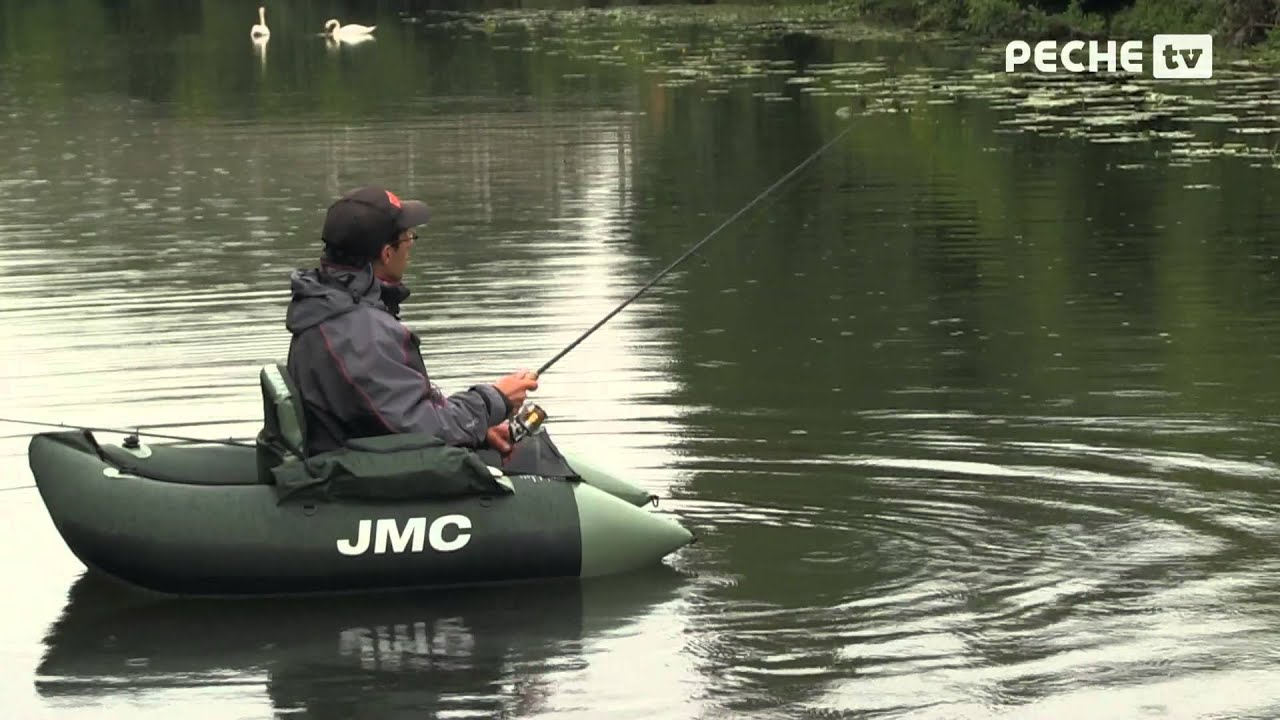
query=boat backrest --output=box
[260,363,306,459]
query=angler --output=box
[13,123,854,596]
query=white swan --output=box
[324,19,375,41]
[250,6,270,39]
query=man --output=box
[285,185,538,457]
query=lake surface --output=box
[2,1,1279,718]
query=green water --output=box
[2,1,1278,718]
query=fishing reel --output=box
[508,402,548,444]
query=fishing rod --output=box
[7,127,858,449]
[507,123,856,442]
[0,417,255,448]
[536,122,856,378]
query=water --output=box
[3,1,1280,718]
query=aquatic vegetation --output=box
[440,5,1278,170]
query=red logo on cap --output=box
[385,190,402,209]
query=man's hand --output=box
[493,369,539,411]
[486,422,514,457]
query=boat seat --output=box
[257,363,308,481]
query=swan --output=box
[250,6,269,39]
[324,19,375,41]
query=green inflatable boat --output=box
[27,365,693,597]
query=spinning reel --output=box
[508,402,548,444]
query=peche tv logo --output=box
[1005,35,1213,78]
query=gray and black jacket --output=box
[285,263,510,456]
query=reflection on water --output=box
[37,569,689,719]
[3,0,1280,718]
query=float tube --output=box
[26,366,692,597]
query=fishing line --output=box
[0,417,255,448]
[0,417,259,442]
[134,418,259,430]
[536,122,856,377]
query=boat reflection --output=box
[37,566,687,717]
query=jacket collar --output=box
[318,261,412,318]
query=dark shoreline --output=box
[832,0,1278,65]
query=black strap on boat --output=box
[0,417,255,448]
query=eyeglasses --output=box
[390,231,418,248]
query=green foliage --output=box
[843,0,1111,40]
[1216,0,1280,46]
[1109,0,1221,37]
[838,0,925,27]
[1059,0,1107,36]
[1107,0,1278,48]
[841,0,1275,47]
[963,0,1030,36]
[1268,24,1280,51]
[916,0,968,31]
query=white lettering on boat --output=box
[336,515,472,556]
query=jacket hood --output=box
[286,264,411,334]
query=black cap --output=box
[321,186,431,261]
